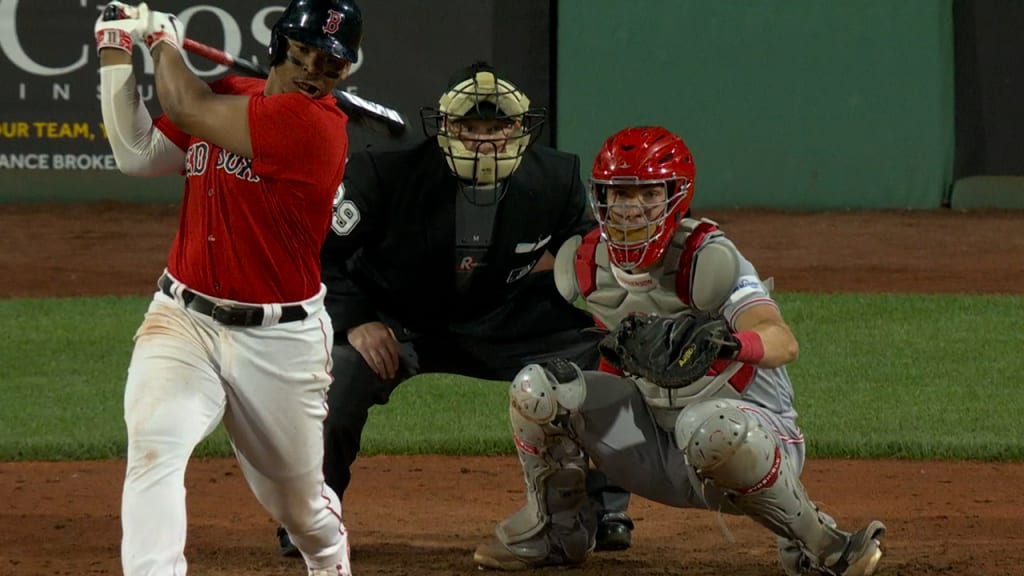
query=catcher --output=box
[473,126,887,575]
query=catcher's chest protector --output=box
[563,221,746,427]
[572,218,735,328]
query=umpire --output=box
[275,62,634,556]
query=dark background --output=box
[0,0,554,157]
[953,0,1024,179]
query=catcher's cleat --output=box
[779,538,812,576]
[595,518,632,551]
[780,521,886,576]
[473,541,532,571]
[473,539,582,571]
[824,520,886,576]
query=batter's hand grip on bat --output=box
[181,38,407,137]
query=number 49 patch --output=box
[331,182,361,236]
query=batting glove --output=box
[142,7,185,54]
[94,1,147,54]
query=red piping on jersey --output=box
[740,405,805,445]
[675,221,719,306]
[576,229,602,297]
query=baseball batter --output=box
[95,1,363,574]
[473,126,887,575]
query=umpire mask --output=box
[421,62,545,205]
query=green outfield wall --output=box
[557,0,955,210]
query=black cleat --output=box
[595,518,633,551]
[276,525,301,558]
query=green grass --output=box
[1,293,1021,461]
[782,294,1024,460]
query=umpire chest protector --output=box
[453,188,501,295]
[554,218,748,424]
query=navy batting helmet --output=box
[268,0,363,66]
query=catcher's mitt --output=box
[599,312,738,389]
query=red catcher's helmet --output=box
[589,126,695,271]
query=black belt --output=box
[158,274,307,327]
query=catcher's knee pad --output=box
[674,399,776,491]
[508,360,586,426]
[495,361,595,565]
[675,401,847,563]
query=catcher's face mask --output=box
[604,184,669,234]
[420,62,546,205]
[590,126,696,271]
[591,179,688,270]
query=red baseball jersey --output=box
[155,76,348,303]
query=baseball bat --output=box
[182,38,408,137]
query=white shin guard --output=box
[495,362,595,565]
[676,400,847,565]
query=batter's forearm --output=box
[152,44,212,130]
[100,64,186,176]
[99,48,132,67]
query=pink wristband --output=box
[733,331,765,364]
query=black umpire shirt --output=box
[321,138,596,344]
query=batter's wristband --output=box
[146,33,180,53]
[96,29,134,54]
[733,331,765,364]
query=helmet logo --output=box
[323,10,344,34]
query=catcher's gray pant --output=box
[577,371,805,512]
[321,328,631,520]
[492,364,879,574]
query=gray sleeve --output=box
[718,252,779,330]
